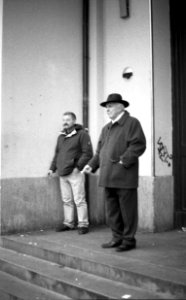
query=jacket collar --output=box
[108,110,129,128]
[60,129,77,138]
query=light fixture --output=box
[122,67,133,79]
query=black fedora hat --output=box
[100,93,129,108]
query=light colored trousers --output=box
[59,169,89,228]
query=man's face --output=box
[62,114,75,130]
[106,102,124,120]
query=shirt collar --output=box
[60,129,77,138]
[111,111,125,124]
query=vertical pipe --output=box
[83,0,89,128]
[149,0,155,178]
[82,0,90,210]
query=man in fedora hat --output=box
[82,93,146,251]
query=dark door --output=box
[170,0,186,227]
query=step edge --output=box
[0,248,163,299]
[0,270,71,300]
[2,236,186,288]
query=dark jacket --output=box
[88,111,146,188]
[50,124,93,176]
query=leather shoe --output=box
[55,224,74,232]
[78,227,89,234]
[116,244,136,252]
[101,240,122,248]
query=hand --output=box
[119,160,124,165]
[47,170,53,177]
[81,165,93,174]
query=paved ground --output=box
[14,225,186,272]
[1,225,186,299]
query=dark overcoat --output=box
[88,111,146,188]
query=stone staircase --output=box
[0,228,185,299]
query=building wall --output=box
[1,0,107,234]
[1,0,84,233]
[152,0,172,176]
[89,0,153,178]
[103,0,153,178]
[1,0,174,233]
[89,0,155,231]
[2,0,83,179]
[89,0,173,232]
[0,0,3,234]
[152,0,174,231]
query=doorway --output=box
[170,0,186,227]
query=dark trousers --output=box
[104,188,138,246]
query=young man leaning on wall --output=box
[48,112,93,234]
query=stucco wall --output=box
[89,0,174,232]
[0,0,2,126]
[1,0,106,234]
[89,0,154,232]
[1,0,174,233]
[90,0,153,177]
[152,0,172,176]
[0,0,3,235]
[1,0,83,233]
[151,0,173,231]
[1,0,83,179]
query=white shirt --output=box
[111,111,125,124]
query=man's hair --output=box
[63,111,76,121]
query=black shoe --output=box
[55,224,73,232]
[78,227,89,234]
[116,244,136,252]
[101,240,122,249]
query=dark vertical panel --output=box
[170,0,186,227]
[82,0,90,212]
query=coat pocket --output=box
[61,159,75,175]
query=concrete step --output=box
[0,247,163,299]
[1,234,186,299]
[0,270,71,300]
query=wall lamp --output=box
[122,67,133,79]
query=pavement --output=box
[0,225,186,299]
[2,225,186,272]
